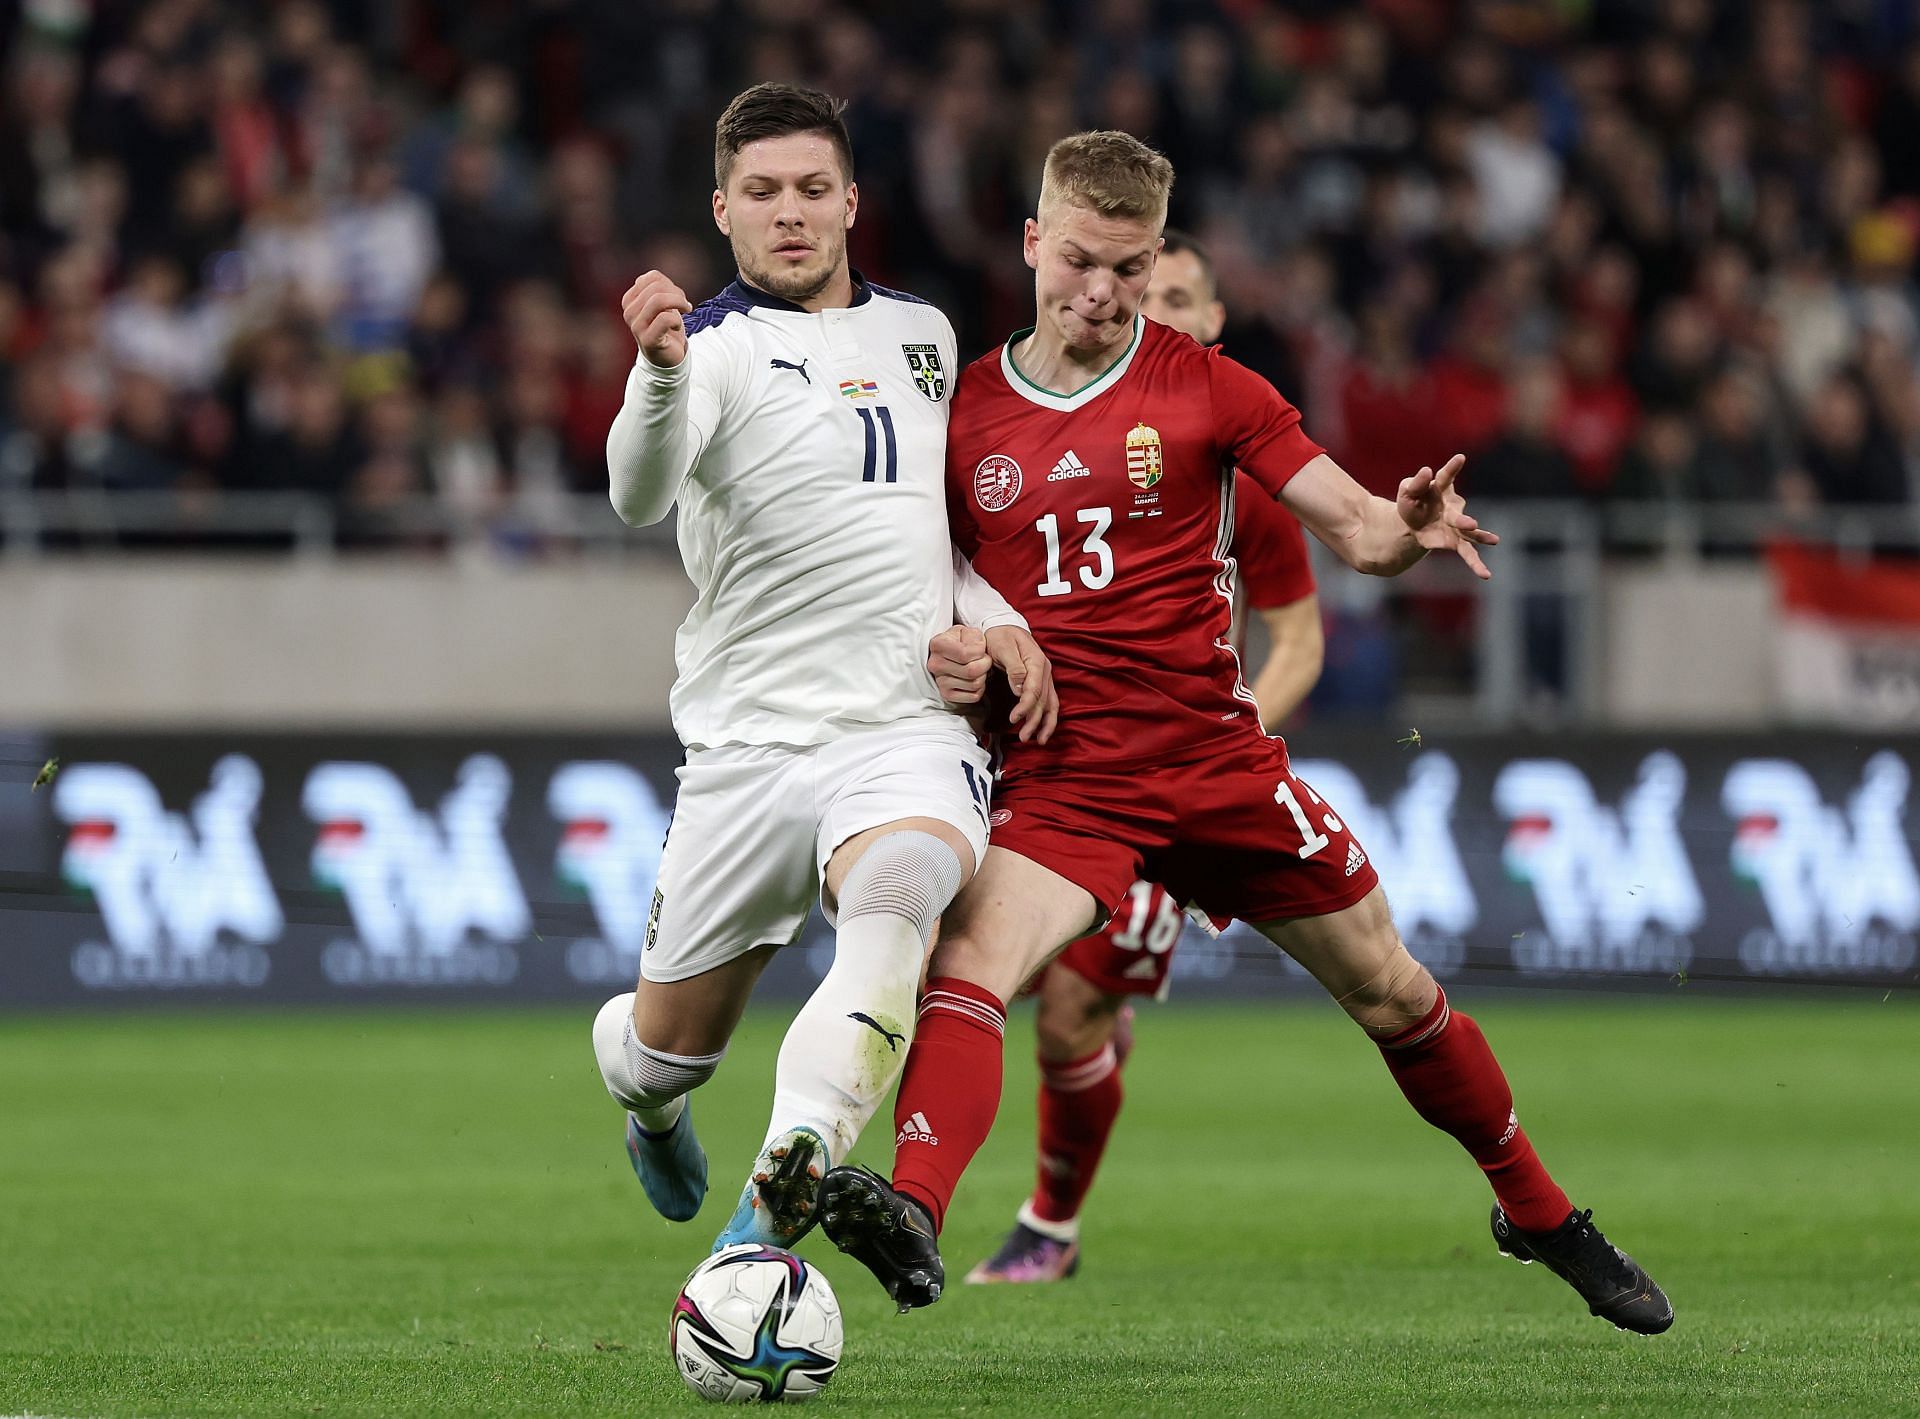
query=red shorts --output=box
[989,732,1381,926]
[1051,880,1187,999]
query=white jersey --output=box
[607,274,1023,752]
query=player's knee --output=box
[1033,1000,1083,1059]
[838,829,965,947]
[927,928,1024,1004]
[592,992,724,1112]
[1339,945,1438,1037]
[1034,970,1115,1060]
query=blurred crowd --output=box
[2,0,1918,552]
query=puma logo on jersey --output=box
[770,357,811,385]
[848,1011,906,1052]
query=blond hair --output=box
[1038,131,1174,227]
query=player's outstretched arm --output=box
[606,271,700,527]
[1279,453,1498,580]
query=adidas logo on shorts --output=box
[1345,841,1367,877]
[897,1110,939,1146]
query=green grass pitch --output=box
[2,995,1916,1416]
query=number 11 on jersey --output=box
[856,406,897,483]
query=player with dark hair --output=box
[818,132,1673,1338]
[967,230,1326,1285]
[590,82,1053,1258]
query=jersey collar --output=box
[998,314,1144,412]
[727,269,874,314]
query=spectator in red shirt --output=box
[1427,294,1511,457]
[1554,317,1638,495]
[1336,298,1443,497]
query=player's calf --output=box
[1261,894,1585,1241]
[593,992,720,1222]
[721,829,963,1255]
[761,828,964,1159]
[1013,976,1127,1267]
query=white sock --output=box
[763,909,923,1162]
[631,1094,686,1137]
[591,992,720,1134]
[1018,1198,1081,1243]
[760,830,962,1162]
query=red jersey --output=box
[1232,470,1315,609]
[948,317,1324,773]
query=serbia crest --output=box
[902,344,946,401]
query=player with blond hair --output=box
[819,132,1673,1337]
[967,228,1327,1286]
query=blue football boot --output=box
[711,1125,828,1252]
[624,1103,708,1222]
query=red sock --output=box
[1377,987,1574,1234]
[891,976,1007,1232]
[1031,1044,1124,1226]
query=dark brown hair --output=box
[1159,229,1216,295]
[713,83,854,189]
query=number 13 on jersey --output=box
[1036,507,1115,597]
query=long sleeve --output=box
[606,347,712,527]
[952,548,1028,632]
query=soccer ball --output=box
[669,1245,843,1403]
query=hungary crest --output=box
[902,344,946,402]
[1126,422,1163,489]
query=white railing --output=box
[0,490,678,556]
[4,492,1915,725]
[4,491,1913,559]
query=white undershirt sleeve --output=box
[952,548,1029,633]
[607,338,735,527]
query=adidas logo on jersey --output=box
[1345,840,1368,877]
[1048,449,1092,481]
[897,1111,939,1146]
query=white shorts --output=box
[641,717,992,983]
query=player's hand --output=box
[1397,453,1499,581]
[986,625,1058,744]
[928,625,992,705]
[622,271,693,368]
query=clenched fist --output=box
[622,271,694,368]
[927,623,1059,744]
